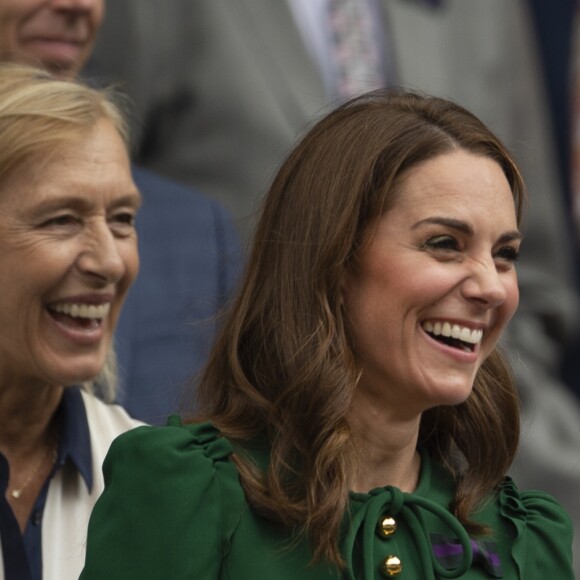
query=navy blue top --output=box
[0,387,92,580]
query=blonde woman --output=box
[0,63,143,580]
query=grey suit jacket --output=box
[90,0,580,567]
[90,0,330,240]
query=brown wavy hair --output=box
[193,89,524,566]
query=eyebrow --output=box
[413,216,522,243]
[29,192,142,215]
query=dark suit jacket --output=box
[115,167,241,424]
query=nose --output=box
[460,259,508,308]
[76,223,125,285]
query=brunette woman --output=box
[81,90,573,579]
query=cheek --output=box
[122,242,140,286]
[37,245,77,275]
[344,284,404,360]
[0,16,16,52]
[91,2,105,29]
[503,274,520,323]
[482,275,519,359]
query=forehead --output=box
[0,120,136,206]
[392,150,516,221]
[16,118,125,170]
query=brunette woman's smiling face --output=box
[342,150,521,417]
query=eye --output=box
[112,211,135,226]
[41,214,78,227]
[423,235,460,252]
[109,211,137,237]
[494,245,520,268]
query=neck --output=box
[0,379,64,532]
[348,392,422,493]
[0,381,63,455]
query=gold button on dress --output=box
[377,516,397,537]
[380,555,402,577]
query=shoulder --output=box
[496,476,572,536]
[103,418,239,498]
[489,477,574,577]
[427,458,574,578]
[81,390,143,439]
[100,419,245,540]
[82,420,245,578]
[106,417,233,464]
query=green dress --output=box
[80,419,574,579]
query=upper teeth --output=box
[51,303,110,319]
[422,321,483,345]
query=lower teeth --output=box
[429,333,472,352]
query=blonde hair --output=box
[0,63,132,401]
[0,63,129,177]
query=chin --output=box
[40,57,79,80]
[423,376,476,408]
[49,358,107,388]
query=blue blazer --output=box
[114,167,241,424]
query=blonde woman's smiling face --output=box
[0,119,140,390]
[343,150,521,417]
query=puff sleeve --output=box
[80,419,243,580]
[499,478,574,578]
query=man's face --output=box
[0,0,104,78]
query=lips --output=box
[20,36,87,69]
[421,320,483,353]
[27,33,85,43]
[47,302,110,331]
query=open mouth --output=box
[47,302,110,331]
[22,37,85,69]
[421,321,482,353]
